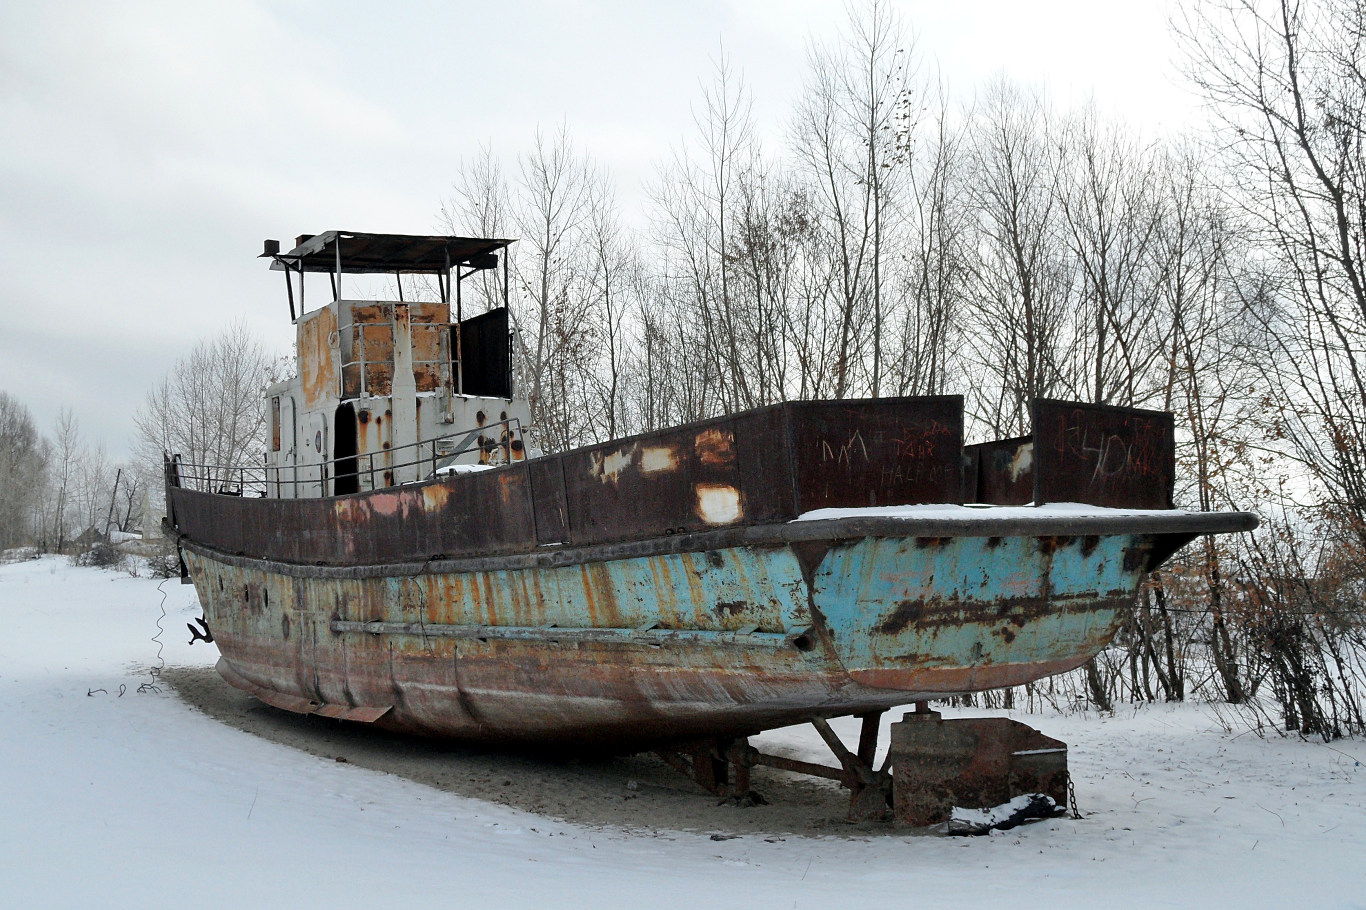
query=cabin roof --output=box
[266,231,513,274]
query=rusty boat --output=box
[165,231,1256,824]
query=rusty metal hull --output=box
[167,394,1256,748]
[177,512,1247,748]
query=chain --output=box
[1067,774,1083,819]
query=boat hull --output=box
[167,395,1256,748]
[181,522,1167,747]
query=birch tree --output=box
[0,392,47,549]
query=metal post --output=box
[103,468,122,538]
[334,235,342,301]
[284,268,296,322]
[455,265,463,395]
[857,711,883,768]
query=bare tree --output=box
[651,45,756,416]
[1057,107,1166,407]
[134,321,277,491]
[508,125,598,451]
[963,79,1072,435]
[1179,0,1366,545]
[73,440,113,540]
[892,87,968,397]
[440,142,510,316]
[583,170,636,440]
[791,0,920,398]
[0,391,48,549]
[728,165,807,405]
[112,464,143,534]
[45,409,83,553]
[1152,143,1254,703]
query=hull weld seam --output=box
[330,619,812,649]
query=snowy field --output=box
[2,556,1363,909]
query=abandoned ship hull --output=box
[168,390,1257,748]
[176,510,1239,746]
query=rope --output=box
[137,578,168,694]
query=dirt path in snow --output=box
[164,666,897,837]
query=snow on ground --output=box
[1,556,1363,909]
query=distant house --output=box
[71,526,106,550]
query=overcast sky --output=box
[0,0,1200,459]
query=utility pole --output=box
[103,468,122,538]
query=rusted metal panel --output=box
[341,364,361,400]
[331,619,807,648]
[548,397,963,549]
[732,404,796,523]
[172,466,537,566]
[1032,399,1175,509]
[788,397,963,511]
[352,304,391,325]
[458,307,513,399]
[360,323,395,396]
[410,302,449,324]
[296,306,338,410]
[889,712,1067,826]
[411,326,444,391]
[182,397,978,564]
[409,303,449,394]
[168,480,1252,574]
[354,405,391,491]
[808,530,1143,690]
[527,456,569,544]
[270,397,281,452]
[360,322,395,361]
[966,436,1033,505]
[559,418,747,545]
[435,467,538,558]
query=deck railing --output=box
[169,417,523,499]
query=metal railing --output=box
[170,417,524,499]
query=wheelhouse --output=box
[253,231,529,499]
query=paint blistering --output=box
[639,446,676,473]
[593,444,637,482]
[1009,442,1034,483]
[694,428,734,466]
[695,484,742,524]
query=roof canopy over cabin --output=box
[265,232,512,274]
[261,231,513,322]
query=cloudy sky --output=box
[0,0,1198,458]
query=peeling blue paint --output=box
[814,534,1144,676]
